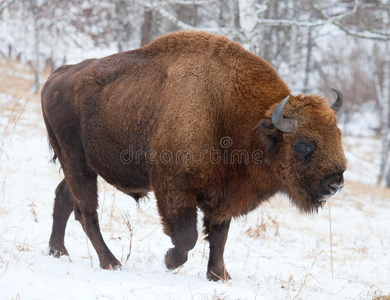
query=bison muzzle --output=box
[41,31,347,281]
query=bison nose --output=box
[316,173,344,197]
[328,183,344,195]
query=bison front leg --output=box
[155,192,198,270]
[204,217,231,281]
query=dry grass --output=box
[345,181,390,199]
[328,199,334,279]
[0,59,49,103]
[85,234,93,268]
[109,188,117,232]
[211,290,228,300]
[0,96,28,156]
[373,296,390,300]
[370,290,390,300]
[0,60,46,281]
[0,61,33,204]
[0,174,6,204]
[0,237,16,279]
[245,218,267,239]
[28,201,38,223]
[99,180,108,225]
[245,212,280,239]
[122,213,133,264]
[286,253,322,300]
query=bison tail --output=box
[46,128,61,165]
[50,144,58,164]
[42,111,60,165]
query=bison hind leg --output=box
[63,161,121,270]
[49,179,74,258]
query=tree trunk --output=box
[230,0,240,29]
[303,27,312,93]
[0,0,15,14]
[29,0,40,94]
[141,9,153,46]
[49,0,58,69]
[238,0,257,52]
[114,0,123,52]
[380,41,390,187]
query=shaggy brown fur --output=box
[41,31,346,281]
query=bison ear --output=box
[258,118,282,150]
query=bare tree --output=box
[113,0,141,51]
[0,0,15,14]
[114,0,125,52]
[141,8,154,46]
[332,0,390,186]
[28,0,40,94]
[376,42,390,186]
[302,27,313,93]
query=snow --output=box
[338,102,380,137]
[343,135,381,185]
[1,93,390,299]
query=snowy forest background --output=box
[1,0,390,187]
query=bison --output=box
[41,31,346,281]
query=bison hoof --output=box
[100,260,122,271]
[100,257,122,270]
[207,267,231,282]
[165,248,188,270]
[49,244,69,258]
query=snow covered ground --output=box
[0,92,389,300]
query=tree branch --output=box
[313,0,390,41]
[332,22,390,41]
[134,0,369,48]
[0,0,16,14]
[255,0,359,28]
[160,0,217,4]
[133,0,240,36]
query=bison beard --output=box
[41,31,347,281]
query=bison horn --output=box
[272,95,299,134]
[330,88,343,113]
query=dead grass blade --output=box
[122,213,133,264]
[328,199,334,279]
[0,96,28,157]
[0,237,16,279]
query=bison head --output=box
[260,89,347,213]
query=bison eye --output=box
[294,139,317,159]
[299,144,310,151]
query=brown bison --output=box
[41,31,346,281]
